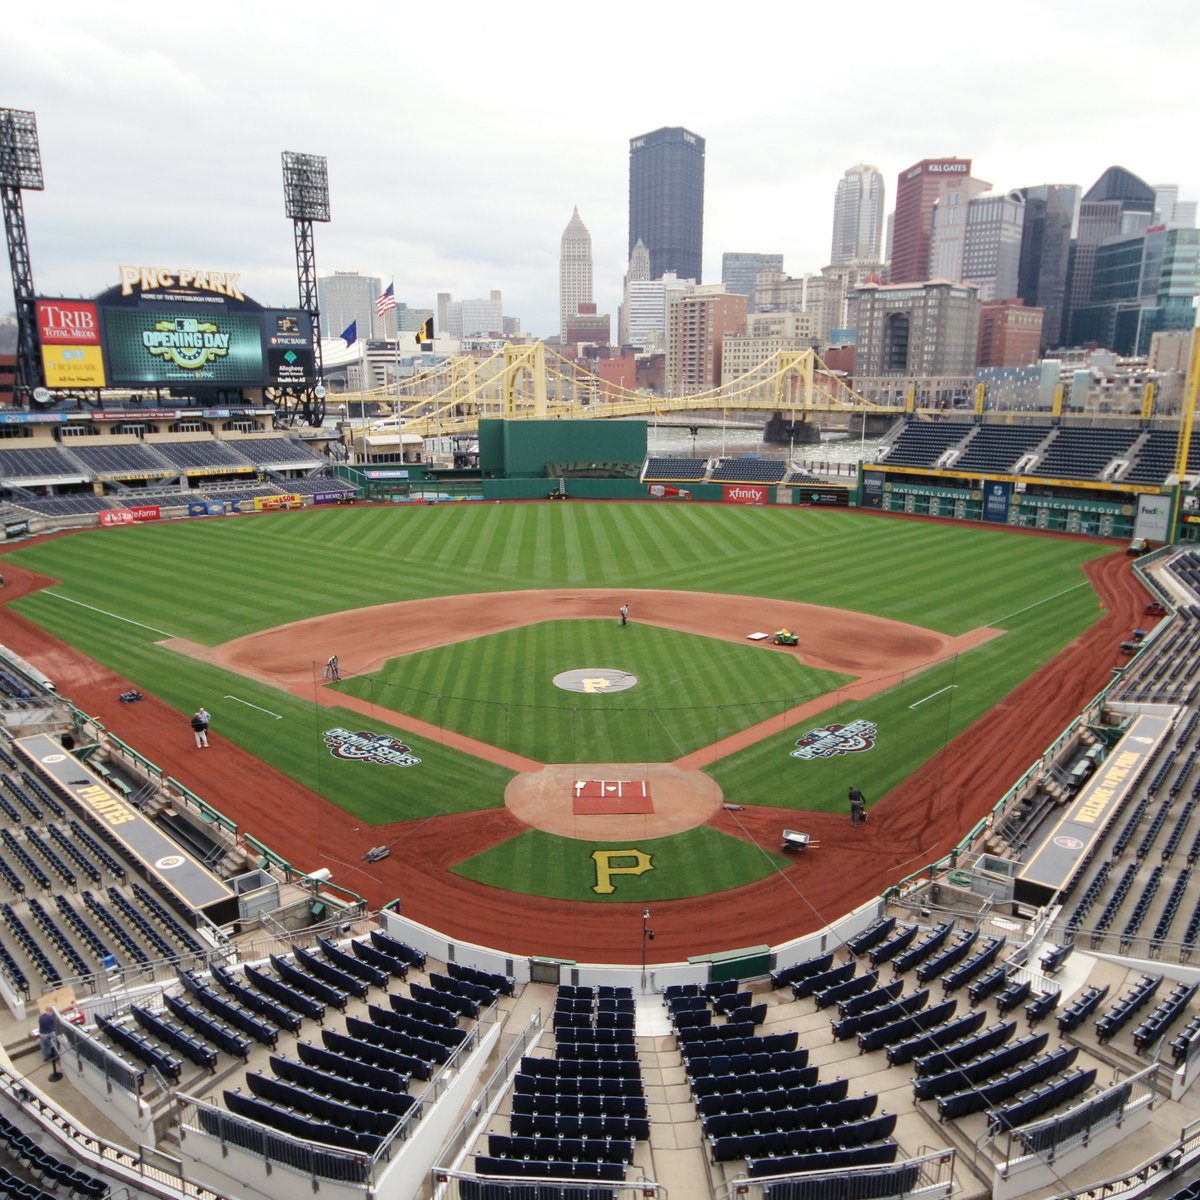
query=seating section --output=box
[643,457,708,481]
[0,447,88,482]
[952,425,1051,474]
[709,459,788,484]
[880,421,971,468]
[0,1113,110,1198]
[1124,428,1181,485]
[67,444,173,478]
[1034,427,1139,480]
[145,441,253,472]
[225,438,322,468]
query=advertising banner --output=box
[647,484,691,500]
[313,491,350,504]
[41,345,107,389]
[253,494,302,511]
[861,473,884,509]
[37,300,101,344]
[100,506,161,527]
[1134,495,1172,543]
[800,489,850,507]
[722,484,768,506]
[982,480,1013,524]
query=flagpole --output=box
[359,316,367,426]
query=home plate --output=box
[573,779,654,815]
[747,632,770,640]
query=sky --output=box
[2,0,1197,338]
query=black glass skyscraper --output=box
[1016,184,1079,351]
[628,127,705,284]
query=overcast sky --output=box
[3,0,1197,338]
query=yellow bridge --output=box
[337,345,897,438]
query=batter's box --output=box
[573,779,654,815]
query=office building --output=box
[721,252,783,311]
[1065,166,1155,344]
[629,126,705,283]
[624,272,694,351]
[318,271,382,340]
[930,191,1025,301]
[565,303,611,347]
[437,290,504,340]
[619,240,652,345]
[665,287,746,394]
[891,158,990,283]
[977,298,1044,367]
[1071,226,1200,355]
[854,281,980,376]
[1154,185,1197,228]
[831,164,885,265]
[1017,184,1080,350]
[559,207,593,342]
[721,311,819,383]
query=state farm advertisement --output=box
[722,484,768,505]
[100,506,161,527]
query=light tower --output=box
[0,108,45,407]
[281,150,330,426]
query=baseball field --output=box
[0,501,1134,954]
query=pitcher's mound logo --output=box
[791,719,878,760]
[324,727,421,767]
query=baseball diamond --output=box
[0,502,1135,957]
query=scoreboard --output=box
[36,265,315,391]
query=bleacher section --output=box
[879,422,972,468]
[227,438,322,469]
[643,458,708,482]
[146,441,255,472]
[1033,426,1140,481]
[1123,428,1180,486]
[0,447,89,484]
[709,460,788,484]
[66,443,173,478]
[951,425,1051,475]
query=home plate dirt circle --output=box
[506,763,723,839]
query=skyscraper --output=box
[930,191,1025,301]
[559,207,593,342]
[1065,166,1155,344]
[721,252,783,312]
[1017,184,1080,350]
[891,158,989,283]
[629,127,705,283]
[830,164,885,265]
[318,272,382,340]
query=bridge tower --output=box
[503,342,548,419]
[773,350,815,411]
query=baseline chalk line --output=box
[910,685,958,710]
[42,592,177,638]
[223,695,283,720]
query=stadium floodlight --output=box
[0,108,44,191]
[281,151,330,222]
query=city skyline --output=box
[2,0,1198,339]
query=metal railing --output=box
[52,1009,145,1096]
[433,1010,544,1173]
[718,1148,955,1200]
[0,1061,229,1200]
[433,1171,666,1199]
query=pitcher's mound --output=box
[506,763,723,840]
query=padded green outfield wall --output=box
[480,419,648,478]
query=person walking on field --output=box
[619,604,629,627]
[191,708,210,748]
[848,785,866,826]
[325,654,340,681]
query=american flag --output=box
[375,282,396,316]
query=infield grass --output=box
[450,825,792,902]
[335,620,852,763]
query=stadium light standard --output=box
[641,907,654,992]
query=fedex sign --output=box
[37,300,100,344]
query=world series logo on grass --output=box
[791,719,878,760]
[323,728,421,767]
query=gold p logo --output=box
[592,848,653,894]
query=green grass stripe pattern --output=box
[450,825,791,902]
[336,620,850,763]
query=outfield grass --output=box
[450,825,792,902]
[4,504,1112,897]
[335,619,851,763]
